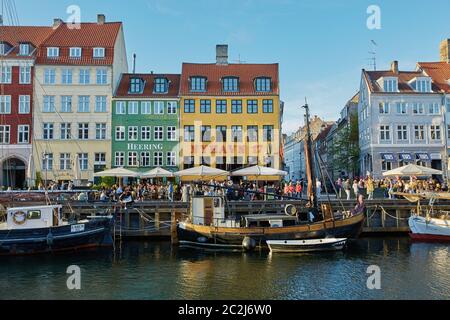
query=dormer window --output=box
[69,47,82,58]
[19,43,30,56]
[222,77,239,92]
[255,77,271,92]
[47,47,59,58]
[410,77,432,93]
[190,76,207,92]
[383,77,398,92]
[154,77,169,93]
[0,43,5,55]
[129,77,145,94]
[93,47,105,58]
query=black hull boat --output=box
[0,205,113,255]
[266,238,347,253]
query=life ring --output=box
[12,211,27,225]
[285,204,298,216]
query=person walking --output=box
[343,179,351,200]
[352,180,359,199]
[168,182,174,202]
[336,178,343,199]
[366,176,374,200]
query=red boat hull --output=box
[409,233,450,242]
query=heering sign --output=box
[127,143,163,151]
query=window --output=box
[216,126,227,142]
[167,152,176,166]
[216,100,227,113]
[93,47,105,58]
[0,126,10,144]
[184,126,195,142]
[200,100,211,113]
[428,103,440,115]
[128,101,139,114]
[0,95,11,114]
[223,77,239,92]
[78,123,89,140]
[231,100,242,113]
[115,152,125,167]
[95,96,107,112]
[19,95,30,114]
[154,126,163,141]
[447,125,450,141]
[17,125,30,144]
[141,152,151,167]
[95,123,107,140]
[167,101,177,114]
[255,77,271,92]
[61,96,72,112]
[263,99,273,113]
[141,126,151,141]
[78,153,88,171]
[94,153,106,165]
[414,125,425,141]
[60,123,71,140]
[190,77,207,92]
[154,77,168,93]
[47,47,59,58]
[397,125,408,141]
[0,43,6,55]
[19,66,31,84]
[42,153,53,170]
[69,47,82,58]
[396,102,407,114]
[79,69,90,84]
[231,125,243,142]
[19,43,30,56]
[61,69,72,84]
[128,126,138,141]
[247,100,258,114]
[184,99,195,113]
[431,125,441,140]
[416,78,431,93]
[129,77,144,93]
[263,125,274,142]
[0,66,11,83]
[141,102,151,114]
[116,101,126,114]
[43,96,55,112]
[201,126,211,142]
[44,69,56,84]
[246,125,258,142]
[59,153,71,170]
[167,126,176,141]
[115,126,125,141]
[380,125,390,141]
[383,78,397,92]
[96,69,107,84]
[379,102,390,114]
[154,101,164,114]
[78,96,90,112]
[381,160,392,171]
[446,98,450,113]
[43,123,54,140]
[413,103,425,114]
[183,156,194,169]
[128,152,138,167]
[153,152,163,166]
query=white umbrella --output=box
[382,164,442,177]
[93,167,138,177]
[26,154,35,188]
[140,167,174,178]
[174,165,229,179]
[231,165,288,177]
[73,154,81,186]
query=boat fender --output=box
[285,204,298,216]
[197,237,208,243]
[46,231,54,246]
[242,237,256,251]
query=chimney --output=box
[53,18,63,29]
[216,44,228,65]
[97,14,106,25]
[391,60,399,74]
[440,39,450,63]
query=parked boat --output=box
[267,238,347,253]
[0,204,113,255]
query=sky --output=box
[8,0,450,134]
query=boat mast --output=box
[302,99,318,210]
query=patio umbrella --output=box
[26,154,35,188]
[73,154,81,186]
[140,167,174,178]
[174,165,229,179]
[382,164,442,177]
[93,167,139,177]
[231,165,288,177]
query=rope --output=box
[378,205,410,221]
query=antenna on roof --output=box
[233,54,246,64]
[368,40,377,71]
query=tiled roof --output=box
[180,63,279,96]
[363,69,440,93]
[0,26,54,58]
[418,62,450,93]
[114,73,181,98]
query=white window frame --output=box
[167,101,177,114]
[93,47,105,58]
[116,101,126,114]
[396,125,408,141]
[95,123,107,140]
[95,96,107,113]
[153,151,163,167]
[44,68,56,84]
[78,153,89,171]
[141,126,151,141]
[19,43,30,56]
[19,66,31,84]
[78,96,90,113]
[0,66,12,84]
[128,151,138,167]
[379,125,391,142]
[60,123,71,140]
[128,126,138,141]
[79,69,90,84]
[396,102,407,115]
[140,152,151,167]
[94,153,106,165]
[167,126,176,141]
[0,95,12,114]
[78,123,89,140]
[141,101,151,114]
[43,123,54,140]
[61,69,73,84]
[154,101,164,114]
[47,47,59,58]
[60,153,71,170]
[19,95,30,114]
[154,126,163,141]
[69,47,82,58]
[60,95,72,113]
[18,125,30,144]
[430,125,441,141]
[115,126,125,141]
[128,101,139,114]
[96,69,108,84]
[166,151,176,166]
[0,125,10,144]
[115,152,125,167]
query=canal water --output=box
[0,237,449,300]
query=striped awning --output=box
[380,153,395,161]
[398,153,413,161]
[415,153,431,161]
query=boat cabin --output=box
[243,215,298,228]
[6,205,63,230]
[191,196,239,227]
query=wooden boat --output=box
[267,238,347,253]
[0,204,113,255]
